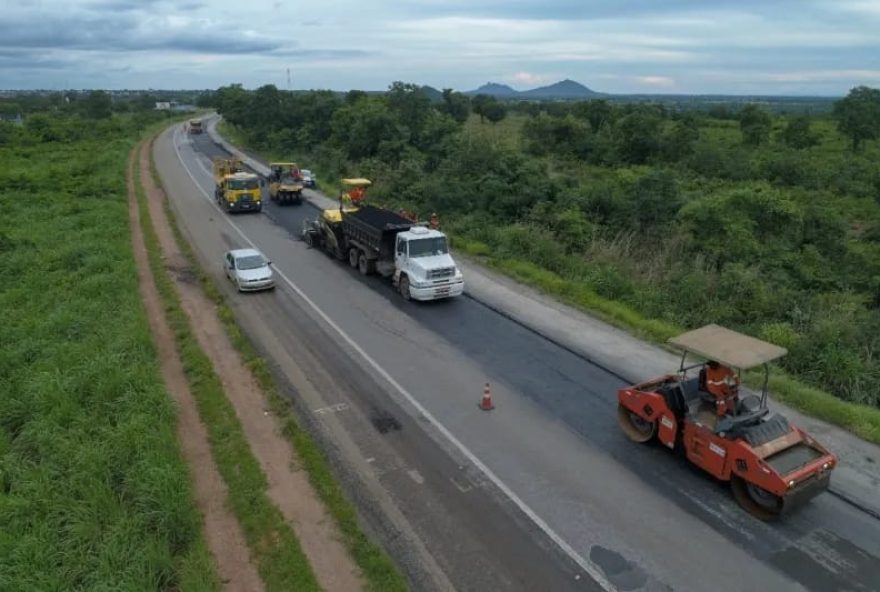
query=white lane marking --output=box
[408,469,425,485]
[192,150,213,177]
[313,402,350,415]
[169,126,615,591]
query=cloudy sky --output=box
[2,0,880,94]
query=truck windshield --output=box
[228,179,258,190]
[408,237,448,258]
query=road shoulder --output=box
[128,140,264,592]
[140,134,365,592]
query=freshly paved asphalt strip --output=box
[158,121,880,592]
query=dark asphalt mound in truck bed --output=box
[348,205,412,229]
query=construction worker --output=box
[705,360,739,416]
[349,185,365,203]
[430,212,440,230]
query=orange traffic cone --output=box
[479,383,495,411]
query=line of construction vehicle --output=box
[207,146,837,518]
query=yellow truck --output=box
[212,157,262,213]
[188,118,203,134]
[267,162,304,205]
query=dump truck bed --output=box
[342,206,413,255]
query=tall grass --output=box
[0,116,218,590]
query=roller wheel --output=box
[617,403,657,443]
[348,248,359,268]
[731,475,783,521]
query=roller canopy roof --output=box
[668,324,787,370]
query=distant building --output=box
[155,101,175,110]
[0,112,23,125]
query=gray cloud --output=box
[86,0,161,12]
[401,0,809,21]
[268,48,373,58]
[1,0,879,93]
[0,15,281,54]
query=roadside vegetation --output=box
[0,105,218,588]
[207,83,880,440]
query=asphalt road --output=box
[157,124,880,592]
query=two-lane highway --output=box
[156,122,880,592]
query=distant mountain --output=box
[466,82,519,97]
[464,79,602,100]
[419,85,444,103]
[521,79,600,99]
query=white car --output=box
[224,248,275,292]
[301,169,316,188]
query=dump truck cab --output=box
[212,157,261,213]
[267,162,303,205]
[617,324,836,520]
[392,226,463,300]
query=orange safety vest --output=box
[705,365,736,397]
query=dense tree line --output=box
[212,83,880,406]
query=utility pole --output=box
[286,68,291,91]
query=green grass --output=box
[456,241,880,445]
[150,142,408,592]
[0,116,219,590]
[462,112,525,150]
[135,139,322,592]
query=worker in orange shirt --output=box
[705,360,740,416]
[349,186,365,204]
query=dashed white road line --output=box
[313,402,350,416]
[168,125,617,592]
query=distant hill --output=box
[521,79,601,99]
[466,82,519,97]
[465,79,602,100]
[419,85,444,103]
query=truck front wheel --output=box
[358,253,372,275]
[399,276,411,301]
